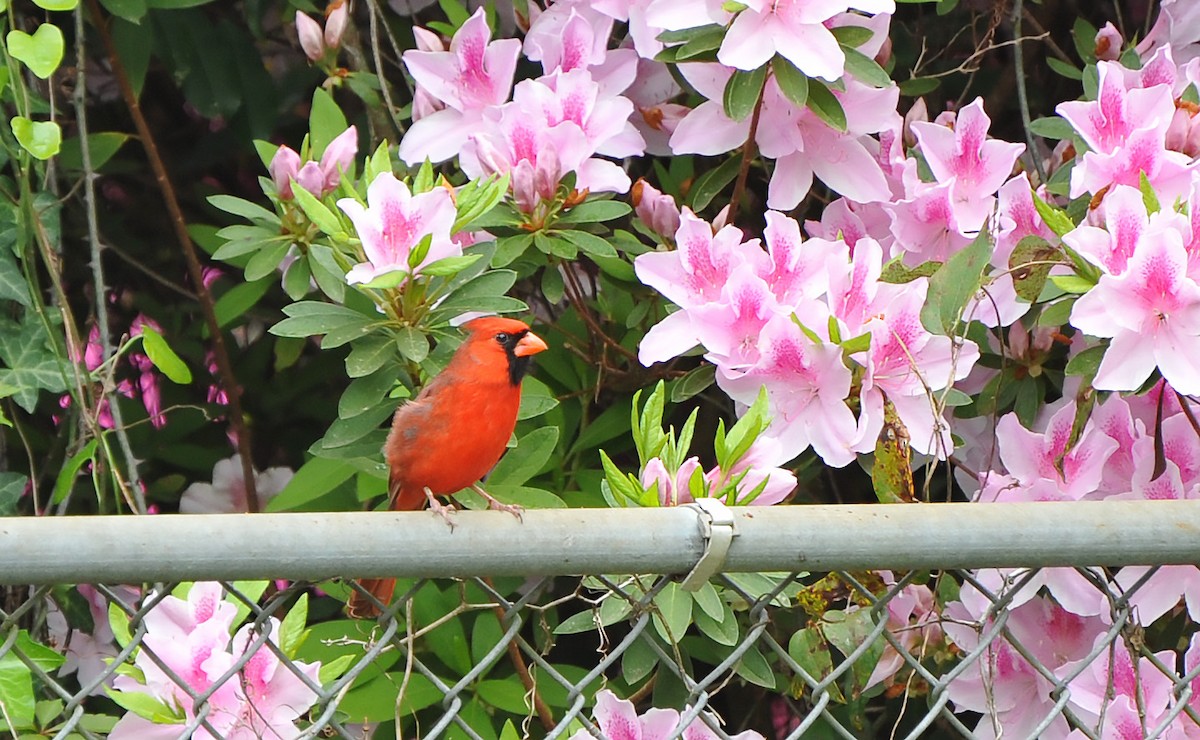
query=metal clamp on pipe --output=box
[681,498,738,591]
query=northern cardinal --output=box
[347,316,549,618]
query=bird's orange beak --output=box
[514,330,548,357]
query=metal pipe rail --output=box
[2,500,1199,584]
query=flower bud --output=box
[632,178,680,239]
[1094,22,1122,62]
[296,11,325,62]
[319,125,358,193]
[269,146,302,199]
[324,1,349,50]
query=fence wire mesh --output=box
[4,555,1200,739]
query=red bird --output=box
[347,316,548,618]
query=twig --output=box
[1012,0,1047,184]
[85,0,260,512]
[74,4,146,512]
[728,88,764,223]
[364,0,407,140]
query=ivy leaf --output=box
[0,317,69,412]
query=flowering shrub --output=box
[4,0,1200,737]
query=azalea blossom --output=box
[180,454,294,514]
[399,8,521,164]
[1071,227,1200,395]
[337,172,460,285]
[295,1,348,63]
[109,583,321,740]
[569,689,764,740]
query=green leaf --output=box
[821,609,883,691]
[106,688,185,723]
[56,132,132,171]
[102,0,150,22]
[309,87,349,160]
[829,25,873,47]
[33,0,79,8]
[674,24,726,61]
[559,229,618,258]
[270,301,374,339]
[395,326,429,363]
[207,194,279,225]
[290,182,344,237]
[492,233,533,267]
[1050,274,1097,294]
[308,244,347,302]
[899,76,940,96]
[7,24,65,79]
[345,333,395,378]
[806,79,847,132]
[52,439,98,505]
[0,248,30,307]
[688,155,742,211]
[140,326,193,384]
[557,199,632,224]
[693,599,739,646]
[920,230,992,336]
[419,254,481,277]
[771,56,809,108]
[652,581,693,642]
[488,427,560,487]
[1038,298,1076,327]
[0,472,26,515]
[621,635,659,684]
[873,394,915,504]
[517,376,559,420]
[788,627,835,685]
[723,65,768,122]
[477,678,534,715]
[1139,171,1160,214]
[1028,116,1075,140]
[670,363,716,402]
[0,317,70,412]
[279,593,309,657]
[1047,56,1083,81]
[1065,344,1106,377]
[735,644,776,688]
[842,46,891,87]
[0,650,35,731]
[214,277,272,328]
[1032,191,1076,237]
[11,117,61,160]
[268,456,357,512]
[1008,235,1060,303]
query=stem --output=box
[728,88,765,223]
[75,5,147,513]
[364,0,407,140]
[1011,0,1047,184]
[86,0,260,512]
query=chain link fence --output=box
[3,503,1200,739]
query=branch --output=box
[85,0,260,512]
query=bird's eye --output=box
[494,332,510,345]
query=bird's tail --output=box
[346,482,425,619]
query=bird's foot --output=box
[424,487,458,530]
[472,484,524,522]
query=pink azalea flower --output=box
[669,68,896,209]
[1114,565,1200,625]
[690,264,788,374]
[569,690,764,740]
[46,585,140,696]
[524,3,614,73]
[863,576,942,691]
[399,8,522,164]
[111,584,320,740]
[706,0,895,79]
[718,313,859,466]
[1094,21,1123,61]
[634,209,766,364]
[703,435,798,505]
[1058,634,1176,732]
[180,455,294,514]
[995,402,1118,499]
[337,172,460,285]
[1070,227,1200,395]
[910,98,1023,232]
